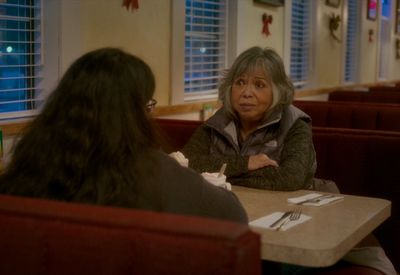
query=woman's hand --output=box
[248,153,279,171]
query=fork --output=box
[275,208,302,231]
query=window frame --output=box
[377,0,392,81]
[342,0,361,85]
[0,0,59,121]
[171,0,233,105]
[284,0,315,91]
[0,0,43,119]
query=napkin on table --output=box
[201,172,232,191]
[249,212,311,231]
[287,192,344,206]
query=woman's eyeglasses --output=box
[146,98,157,113]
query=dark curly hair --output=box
[0,48,158,206]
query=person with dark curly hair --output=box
[0,47,247,224]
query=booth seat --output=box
[293,100,400,131]
[0,117,397,274]
[155,118,203,154]
[154,119,400,272]
[0,192,385,275]
[369,86,400,92]
[328,90,400,104]
[0,194,261,275]
[311,127,400,272]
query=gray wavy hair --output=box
[218,46,294,119]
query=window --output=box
[288,0,311,90]
[184,0,226,100]
[378,0,391,80]
[0,0,43,119]
[343,0,360,83]
[381,0,391,17]
[171,0,228,104]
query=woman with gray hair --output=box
[182,46,316,191]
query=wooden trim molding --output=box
[152,100,221,117]
[0,120,31,137]
[1,80,399,137]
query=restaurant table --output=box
[232,186,391,267]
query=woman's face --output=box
[230,67,273,124]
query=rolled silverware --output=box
[296,194,335,205]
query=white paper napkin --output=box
[218,182,232,191]
[287,193,344,206]
[249,212,312,231]
[169,151,189,167]
[201,172,232,191]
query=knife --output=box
[296,194,335,205]
[270,211,292,228]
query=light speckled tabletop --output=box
[232,186,391,267]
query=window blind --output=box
[0,0,42,119]
[290,0,310,90]
[381,0,391,18]
[344,0,359,83]
[378,0,391,80]
[184,0,226,101]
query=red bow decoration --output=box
[262,13,273,37]
[122,0,139,11]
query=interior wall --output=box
[389,3,400,80]
[5,0,399,162]
[57,0,399,107]
[236,1,284,56]
[60,0,171,105]
[59,0,83,75]
[389,40,400,79]
[314,2,343,88]
[358,0,379,83]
